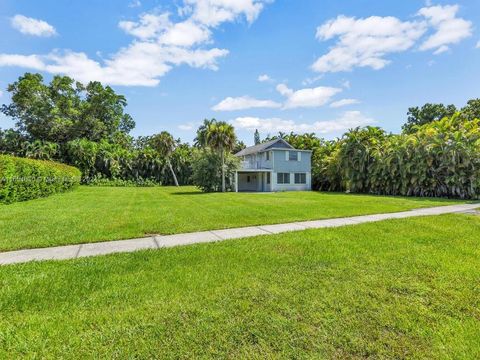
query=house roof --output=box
[235,138,294,156]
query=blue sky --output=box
[1,0,479,145]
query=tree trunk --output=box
[221,147,225,192]
[168,160,179,187]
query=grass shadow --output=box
[170,191,207,196]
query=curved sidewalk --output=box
[1,203,478,265]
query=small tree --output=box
[254,129,261,145]
[192,149,239,192]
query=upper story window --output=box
[265,151,270,161]
[285,151,300,161]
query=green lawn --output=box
[0,186,460,251]
[0,214,478,358]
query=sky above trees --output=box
[0,0,479,144]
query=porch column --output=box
[235,171,238,192]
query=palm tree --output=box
[150,131,179,186]
[206,121,237,192]
[194,118,217,147]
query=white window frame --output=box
[294,173,307,184]
[277,172,290,184]
[286,151,301,161]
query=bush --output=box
[191,150,239,192]
[0,155,81,204]
[86,176,159,187]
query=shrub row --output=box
[314,115,480,199]
[0,155,81,204]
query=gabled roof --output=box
[235,138,294,157]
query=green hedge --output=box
[0,155,81,204]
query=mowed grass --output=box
[0,214,479,358]
[0,186,460,251]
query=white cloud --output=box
[330,98,360,108]
[232,111,374,134]
[312,15,426,73]
[0,54,46,70]
[11,15,57,37]
[418,5,472,54]
[0,90,3,97]
[257,74,272,82]
[312,4,472,73]
[302,75,323,86]
[159,20,211,47]
[433,45,449,55]
[178,122,195,130]
[276,83,342,109]
[0,1,271,86]
[119,13,171,40]
[183,0,267,27]
[212,96,281,111]
[128,0,141,8]
[119,14,211,47]
[477,41,480,49]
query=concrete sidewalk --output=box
[0,203,478,265]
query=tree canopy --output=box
[1,73,135,143]
[402,98,480,133]
[402,103,457,133]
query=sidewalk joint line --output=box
[258,226,275,234]
[74,244,83,258]
[209,231,223,240]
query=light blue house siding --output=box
[271,149,312,191]
[235,139,312,192]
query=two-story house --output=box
[234,138,312,192]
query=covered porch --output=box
[235,170,273,192]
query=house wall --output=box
[271,172,311,191]
[272,150,311,173]
[243,152,273,170]
[271,150,312,191]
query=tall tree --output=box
[1,73,135,143]
[254,129,260,145]
[149,131,179,186]
[402,103,457,133]
[206,121,237,192]
[461,98,480,121]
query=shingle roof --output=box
[235,138,293,156]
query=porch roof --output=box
[236,169,273,172]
